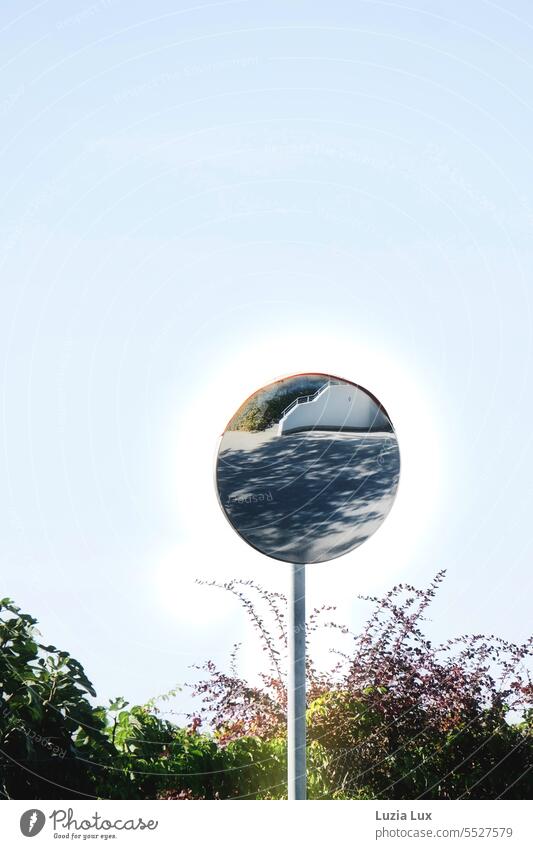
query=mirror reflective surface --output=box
[215,373,400,564]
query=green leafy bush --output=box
[0,598,113,798]
[228,378,325,432]
[1,575,532,800]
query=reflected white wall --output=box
[278,383,390,435]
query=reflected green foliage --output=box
[229,391,302,432]
[228,377,325,432]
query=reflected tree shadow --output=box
[216,430,400,563]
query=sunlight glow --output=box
[154,326,447,624]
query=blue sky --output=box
[1,0,532,710]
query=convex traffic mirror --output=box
[215,373,400,564]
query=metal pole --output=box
[288,562,306,800]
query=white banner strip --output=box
[1,799,531,847]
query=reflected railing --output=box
[279,380,342,420]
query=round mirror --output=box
[215,373,400,564]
